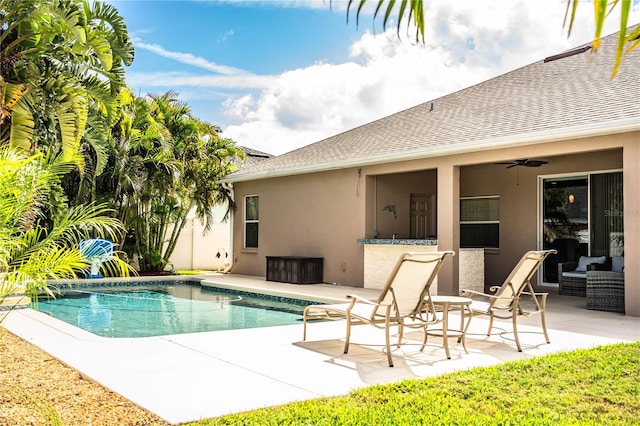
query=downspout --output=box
[222,182,235,274]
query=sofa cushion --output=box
[562,271,587,279]
[612,256,624,273]
[575,256,606,272]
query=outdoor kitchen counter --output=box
[357,239,484,293]
[357,239,439,290]
[357,238,437,245]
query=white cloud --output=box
[126,70,276,90]
[222,0,639,155]
[134,39,250,75]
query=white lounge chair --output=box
[303,251,454,367]
[460,249,556,352]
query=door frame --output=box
[537,168,623,285]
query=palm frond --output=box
[86,0,135,67]
[346,0,424,43]
[565,0,635,78]
[1,80,35,150]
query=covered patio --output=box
[2,274,639,424]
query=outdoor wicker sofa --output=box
[585,255,625,313]
[586,270,625,313]
[558,256,608,297]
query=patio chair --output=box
[460,249,556,352]
[586,270,625,313]
[79,238,114,278]
[302,251,454,367]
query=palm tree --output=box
[346,0,638,77]
[0,0,133,162]
[95,90,243,272]
[158,95,244,264]
[0,146,132,311]
[94,89,178,271]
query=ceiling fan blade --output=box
[495,159,549,168]
[524,160,549,167]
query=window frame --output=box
[244,195,259,249]
[460,196,500,249]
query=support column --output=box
[437,164,460,295]
[623,141,639,316]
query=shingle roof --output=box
[237,146,274,166]
[226,29,640,182]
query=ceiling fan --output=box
[495,159,549,169]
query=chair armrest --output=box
[522,291,549,296]
[460,289,487,297]
[559,262,578,273]
[460,289,501,300]
[587,262,611,271]
[346,294,385,306]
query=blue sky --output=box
[110,1,639,155]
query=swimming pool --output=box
[35,280,322,338]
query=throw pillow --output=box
[612,256,624,273]
[575,256,607,272]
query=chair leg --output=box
[343,316,352,354]
[420,327,429,352]
[303,316,308,341]
[487,315,494,336]
[540,311,550,344]
[385,314,393,367]
[459,305,471,354]
[512,312,522,352]
[396,321,404,348]
[540,295,550,344]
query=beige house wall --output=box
[231,169,367,286]
[229,133,638,314]
[623,140,639,316]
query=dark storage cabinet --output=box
[266,256,323,284]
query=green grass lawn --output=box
[189,342,640,425]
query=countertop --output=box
[357,238,437,245]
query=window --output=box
[244,195,259,249]
[460,196,499,248]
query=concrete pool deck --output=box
[2,273,639,424]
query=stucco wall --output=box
[231,169,367,286]
[623,140,639,316]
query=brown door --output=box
[410,194,435,238]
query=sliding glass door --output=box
[541,171,623,283]
[542,176,588,283]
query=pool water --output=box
[35,283,318,338]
